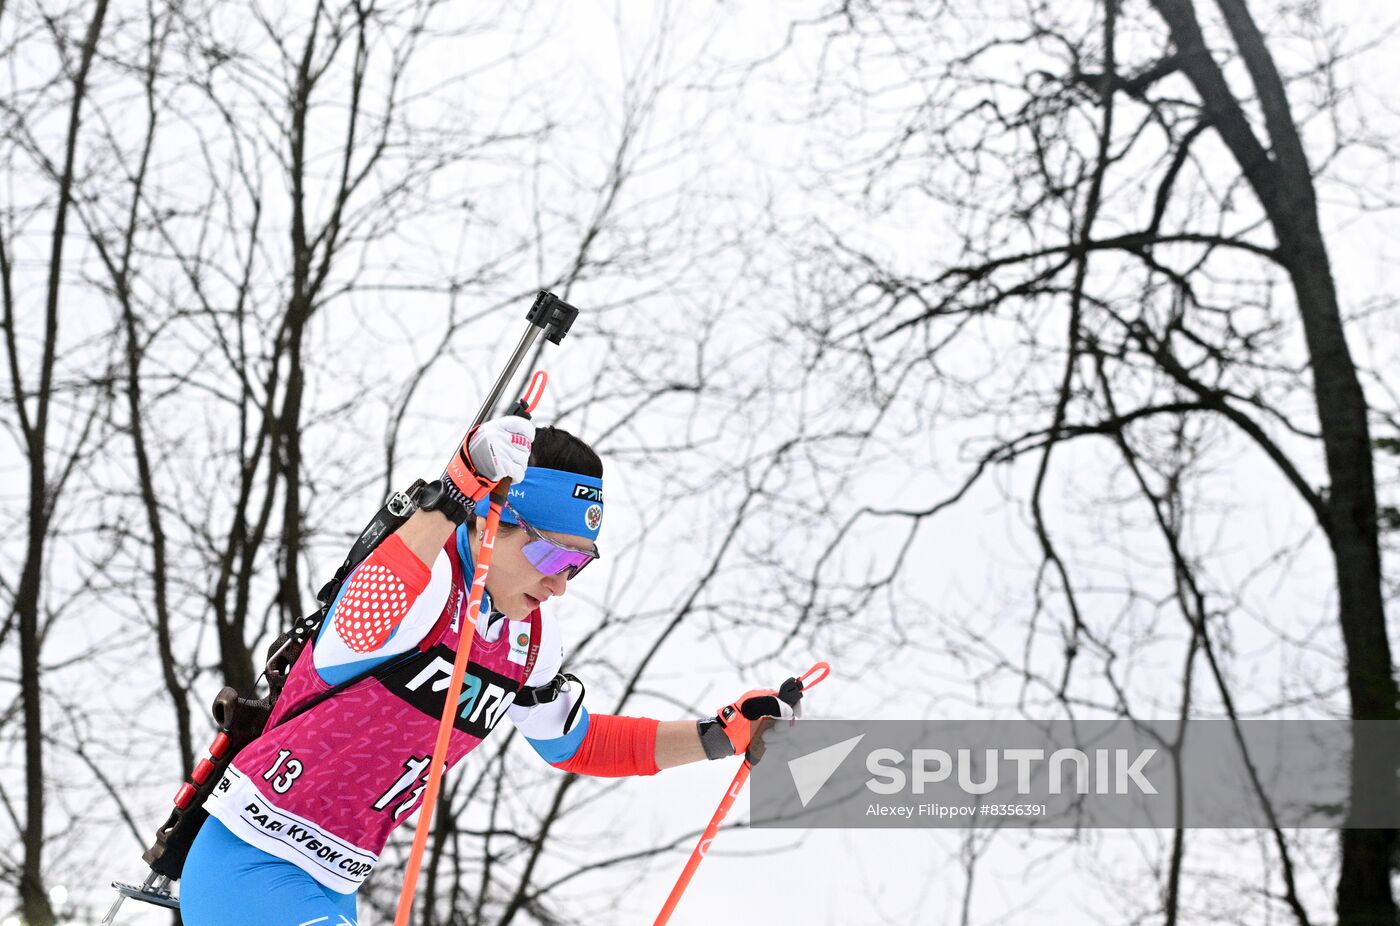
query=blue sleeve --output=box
[524,707,591,764]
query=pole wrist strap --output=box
[697,718,734,760]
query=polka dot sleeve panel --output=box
[330,533,433,654]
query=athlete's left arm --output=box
[505,615,668,776]
[512,702,709,775]
[512,697,784,775]
[505,616,795,776]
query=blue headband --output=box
[473,466,604,541]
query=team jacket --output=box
[204,524,658,893]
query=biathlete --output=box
[180,416,804,925]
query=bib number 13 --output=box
[263,749,305,794]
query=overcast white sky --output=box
[7,0,1400,923]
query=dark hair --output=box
[529,425,602,478]
[476,426,601,537]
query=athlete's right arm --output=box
[310,414,533,684]
[325,534,433,653]
[311,534,449,684]
[400,415,535,563]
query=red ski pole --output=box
[653,661,831,926]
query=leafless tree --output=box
[747,0,1399,921]
[0,2,115,923]
[6,1,766,921]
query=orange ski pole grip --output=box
[652,661,831,926]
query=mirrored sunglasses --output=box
[506,503,599,579]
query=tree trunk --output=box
[17,3,112,922]
[1150,0,1399,919]
[17,492,53,926]
[1285,238,1399,924]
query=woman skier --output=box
[179,415,803,925]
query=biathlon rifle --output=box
[101,291,578,923]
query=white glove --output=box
[466,415,535,483]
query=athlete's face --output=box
[474,518,596,619]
